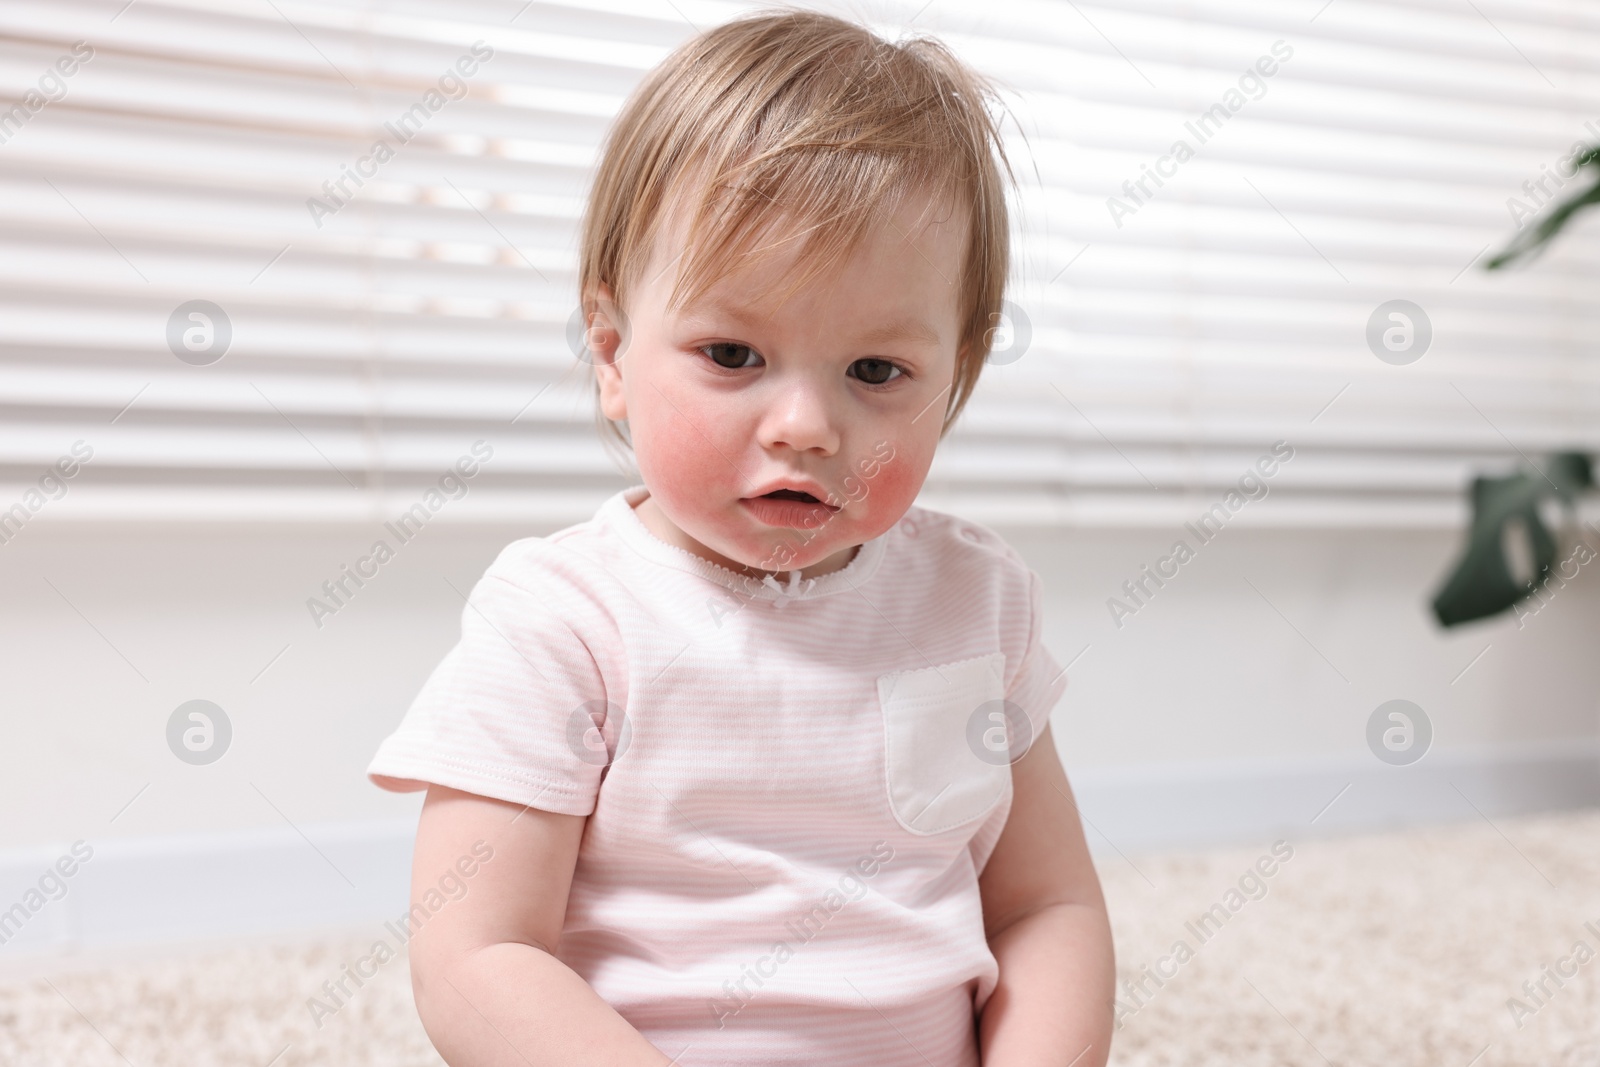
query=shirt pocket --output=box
[877,651,1009,836]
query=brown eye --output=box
[703,343,757,369]
[852,358,901,385]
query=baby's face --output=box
[595,189,967,578]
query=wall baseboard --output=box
[0,821,417,959]
[1066,738,1600,853]
[1,741,1595,959]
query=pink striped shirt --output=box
[368,483,1068,1066]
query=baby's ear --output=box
[584,283,630,420]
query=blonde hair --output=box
[578,6,1018,461]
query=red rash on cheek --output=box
[839,444,921,529]
[634,408,745,503]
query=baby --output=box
[368,9,1114,1066]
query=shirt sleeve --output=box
[1006,566,1069,748]
[968,560,1070,880]
[366,543,616,817]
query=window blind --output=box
[1,0,1596,528]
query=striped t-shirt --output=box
[367,483,1069,1067]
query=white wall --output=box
[5,515,1597,847]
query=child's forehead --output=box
[638,182,967,316]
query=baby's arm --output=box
[408,784,676,1067]
[976,725,1116,1067]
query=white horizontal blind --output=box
[0,0,660,524]
[1,0,1597,527]
[934,0,1600,526]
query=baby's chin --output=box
[652,484,907,575]
[760,539,857,574]
[730,514,903,576]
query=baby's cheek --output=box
[634,404,747,504]
[847,438,931,532]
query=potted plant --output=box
[1431,148,1600,626]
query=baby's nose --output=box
[757,385,840,455]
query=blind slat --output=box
[2,0,1596,526]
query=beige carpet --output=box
[2,809,1597,1066]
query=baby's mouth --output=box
[762,489,822,503]
[740,483,843,528]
